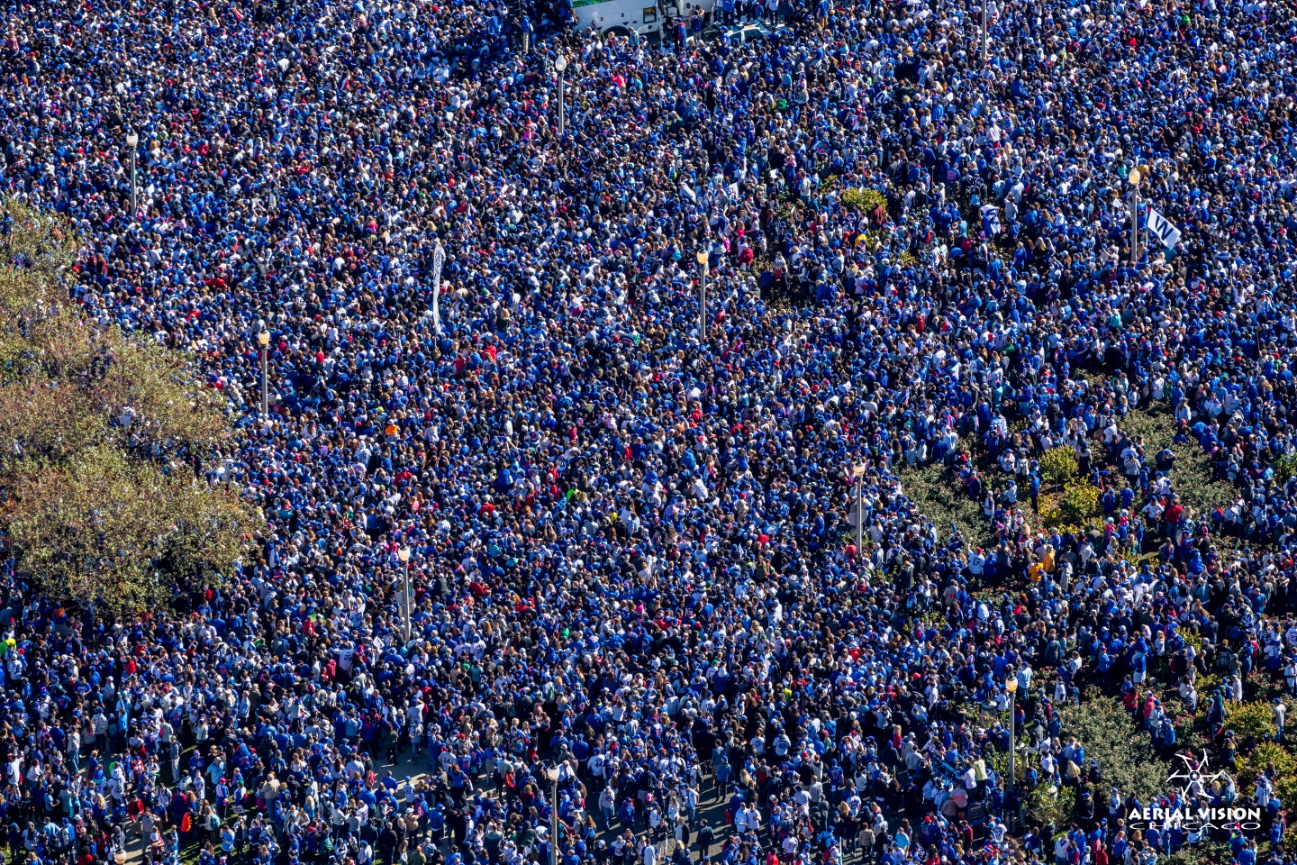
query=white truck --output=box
[570,0,717,39]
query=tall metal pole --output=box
[403,559,412,641]
[855,476,863,553]
[556,57,568,138]
[397,547,412,642]
[699,262,707,338]
[127,130,139,217]
[260,347,269,416]
[551,777,560,865]
[1008,682,1017,832]
[696,250,709,338]
[1130,185,1139,266]
[257,325,271,418]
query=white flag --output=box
[1146,208,1181,249]
[431,242,445,335]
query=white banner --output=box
[431,242,445,335]
[1147,208,1181,249]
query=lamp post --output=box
[257,323,271,417]
[1005,673,1019,832]
[398,546,412,642]
[1127,167,1142,266]
[853,463,866,555]
[696,250,709,338]
[555,56,568,138]
[545,764,561,865]
[126,131,139,215]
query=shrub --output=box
[900,460,993,549]
[1040,447,1079,485]
[1224,701,1276,743]
[1040,503,1063,528]
[1275,452,1297,484]
[1059,483,1101,525]
[1058,699,1165,803]
[1195,673,1221,697]
[1025,784,1075,829]
[1167,841,1237,865]
[841,188,887,212]
[1236,743,1297,808]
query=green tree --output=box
[0,199,261,614]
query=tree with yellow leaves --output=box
[0,199,261,615]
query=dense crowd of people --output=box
[4,0,1297,863]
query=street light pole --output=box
[256,323,271,417]
[398,547,412,642]
[555,56,568,138]
[853,463,866,555]
[1006,673,1019,832]
[545,764,561,865]
[126,131,139,216]
[1128,167,1142,266]
[696,250,709,338]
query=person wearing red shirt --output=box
[1164,495,1184,535]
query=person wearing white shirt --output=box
[782,833,799,857]
[1040,750,1057,782]
[599,786,616,828]
[743,803,761,837]
[1054,834,1070,865]
[735,803,752,835]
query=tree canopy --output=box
[0,199,261,615]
